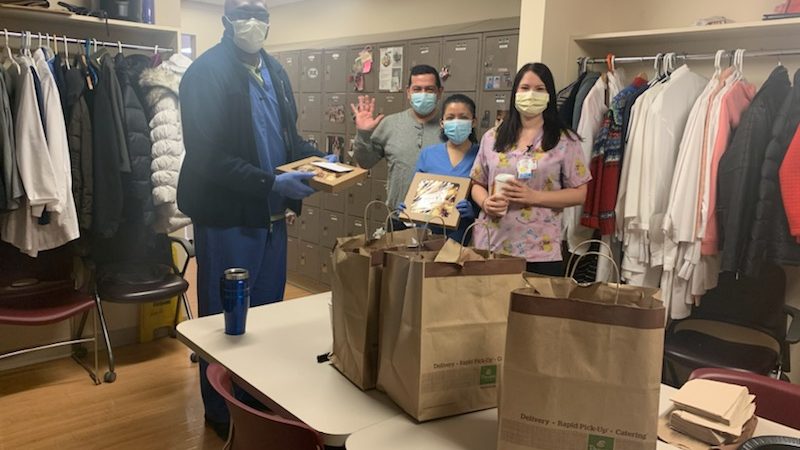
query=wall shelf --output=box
[0,5,179,49]
[574,18,800,55]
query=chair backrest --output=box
[688,265,787,344]
[690,368,800,429]
[206,364,324,450]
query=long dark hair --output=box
[440,94,478,144]
[494,63,579,152]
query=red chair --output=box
[206,363,324,450]
[689,368,800,430]
[0,242,102,384]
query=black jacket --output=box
[716,66,791,274]
[744,68,800,276]
[116,53,156,227]
[178,37,322,228]
[65,62,93,230]
[92,54,131,238]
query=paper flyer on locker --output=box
[379,47,403,92]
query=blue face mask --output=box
[410,93,438,116]
[443,119,473,145]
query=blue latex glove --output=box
[273,172,316,200]
[456,199,476,220]
[325,154,339,163]
[397,202,406,211]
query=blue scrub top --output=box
[249,59,287,217]
[414,142,479,243]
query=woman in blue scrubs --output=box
[408,94,480,243]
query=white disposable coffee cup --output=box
[493,174,515,216]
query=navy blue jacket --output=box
[178,37,322,228]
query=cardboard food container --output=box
[402,173,471,228]
[277,156,369,193]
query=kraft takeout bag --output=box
[497,252,665,450]
[377,231,527,422]
[330,203,443,390]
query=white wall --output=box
[181,0,521,56]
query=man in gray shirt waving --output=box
[351,65,444,211]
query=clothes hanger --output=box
[3,29,21,74]
[63,35,71,70]
[649,53,663,86]
[117,40,123,55]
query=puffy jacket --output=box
[744,68,800,276]
[138,54,192,233]
[716,66,791,273]
[65,62,93,230]
[115,53,155,227]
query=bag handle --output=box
[422,215,447,237]
[461,220,493,259]
[569,251,621,304]
[565,239,613,274]
[383,209,430,254]
[364,200,393,242]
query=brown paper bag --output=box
[377,242,526,421]
[498,274,665,450]
[330,221,443,390]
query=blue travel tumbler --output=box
[141,0,154,24]
[221,268,250,335]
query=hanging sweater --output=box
[138,53,193,233]
[780,126,800,242]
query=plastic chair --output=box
[664,265,800,386]
[690,368,800,430]
[0,242,101,385]
[206,363,325,450]
[90,223,196,383]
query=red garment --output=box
[780,125,800,241]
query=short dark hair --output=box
[494,63,579,153]
[440,94,478,144]
[407,65,442,89]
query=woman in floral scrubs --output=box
[471,63,591,276]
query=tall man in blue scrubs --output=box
[178,0,333,438]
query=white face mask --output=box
[515,90,550,117]
[227,17,269,54]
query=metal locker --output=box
[479,91,512,133]
[318,246,332,286]
[443,35,481,92]
[346,177,372,219]
[287,214,299,238]
[299,243,320,279]
[323,94,348,134]
[299,206,321,245]
[323,191,346,214]
[287,237,299,273]
[347,44,377,93]
[346,216,366,237]
[371,159,388,181]
[300,50,323,93]
[305,191,322,208]
[324,49,348,93]
[374,93,406,117]
[372,179,387,205]
[482,34,519,91]
[324,134,347,163]
[346,94,360,137]
[299,94,322,132]
[279,51,301,92]
[409,40,442,71]
[377,43,407,93]
[320,212,346,249]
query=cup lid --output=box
[224,268,249,281]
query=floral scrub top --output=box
[470,129,591,262]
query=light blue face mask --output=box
[410,93,438,116]
[443,119,473,145]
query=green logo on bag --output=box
[479,365,497,386]
[588,435,614,450]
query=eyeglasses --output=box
[226,10,270,23]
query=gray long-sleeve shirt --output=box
[354,109,442,209]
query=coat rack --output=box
[3,29,174,54]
